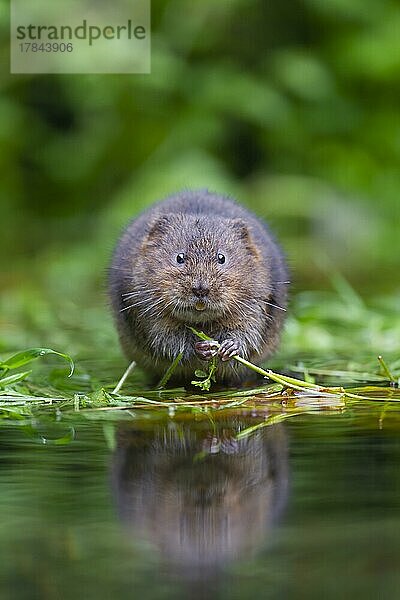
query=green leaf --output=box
[90,388,114,406]
[191,378,211,391]
[194,369,207,378]
[202,380,211,391]
[0,371,32,387]
[0,348,74,376]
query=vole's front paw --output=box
[218,339,241,362]
[194,340,219,361]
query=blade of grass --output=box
[112,360,136,394]
[157,352,183,389]
[0,371,32,387]
[377,355,396,384]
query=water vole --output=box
[109,190,289,385]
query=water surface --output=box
[1,408,400,599]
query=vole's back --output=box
[109,190,288,385]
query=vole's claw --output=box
[218,339,240,361]
[194,340,219,361]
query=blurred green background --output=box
[1,0,399,362]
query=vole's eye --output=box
[217,253,226,264]
[176,253,185,264]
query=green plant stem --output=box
[188,327,326,390]
[188,327,359,397]
[112,360,136,394]
[157,352,183,389]
[378,355,396,383]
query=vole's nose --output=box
[192,281,210,298]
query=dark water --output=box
[1,410,400,600]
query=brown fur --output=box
[109,190,289,385]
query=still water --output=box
[1,410,400,599]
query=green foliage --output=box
[0,348,74,375]
[0,326,398,426]
[191,357,218,391]
[0,347,74,398]
[1,0,400,294]
[0,1,399,416]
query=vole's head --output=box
[137,213,271,323]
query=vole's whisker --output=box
[121,296,164,313]
[131,296,162,307]
[230,298,260,318]
[120,304,135,313]
[154,301,177,321]
[140,299,165,317]
[122,288,160,299]
[265,301,286,312]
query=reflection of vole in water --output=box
[111,422,288,575]
[109,190,289,384]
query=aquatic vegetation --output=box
[0,331,398,434]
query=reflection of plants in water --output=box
[111,421,288,575]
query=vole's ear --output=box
[142,214,173,251]
[231,219,261,260]
[146,214,171,240]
